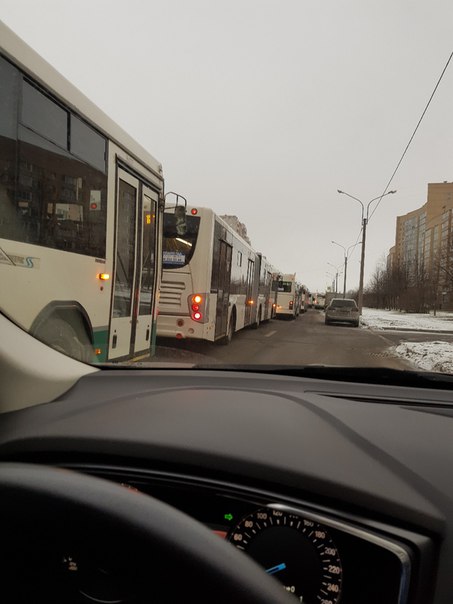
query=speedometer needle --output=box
[265,563,286,575]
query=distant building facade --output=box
[388,182,453,310]
[220,215,252,245]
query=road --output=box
[151,309,413,368]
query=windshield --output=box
[1,2,453,375]
[163,213,201,269]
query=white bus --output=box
[0,22,166,363]
[275,274,303,319]
[300,284,310,313]
[158,207,278,343]
[315,293,326,309]
[256,254,279,326]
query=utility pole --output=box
[337,189,397,314]
[358,217,367,312]
[332,240,362,299]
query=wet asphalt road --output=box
[145,309,447,368]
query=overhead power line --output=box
[369,51,453,222]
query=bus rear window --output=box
[163,214,200,269]
[278,281,293,292]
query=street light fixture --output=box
[327,262,343,294]
[331,240,362,298]
[337,189,397,313]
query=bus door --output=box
[134,185,158,354]
[214,240,232,339]
[264,270,271,318]
[109,170,158,359]
[244,258,255,325]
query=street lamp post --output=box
[327,262,343,294]
[331,240,362,298]
[326,272,336,293]
[337,189,397,313]
[327,265,337,292]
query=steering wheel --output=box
[0,463,295,603]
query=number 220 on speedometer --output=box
[228,507,343,603]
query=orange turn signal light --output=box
[98,273,110,281]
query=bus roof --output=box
[0,20,163,180]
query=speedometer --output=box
[228,507,342,603]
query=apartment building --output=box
[389,182,453,309]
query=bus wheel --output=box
[221,312,235,345]
[34,317,93,363]
[251,307,262,329]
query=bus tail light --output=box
[289,300,294,309]
[97,273,110,281]
[188,293,209,323]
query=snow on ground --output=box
[394,341,453,374]
[361,308,453,332]
[361,308,453,373]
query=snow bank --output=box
[360,308,453,373]
[394,341,453,374]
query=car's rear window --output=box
[330,300,357,308]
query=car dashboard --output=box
[0,368,451,603]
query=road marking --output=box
[265,330,277,338]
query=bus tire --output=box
[221,310,236,345]
[251,306,262,329]
[34,317,93,363]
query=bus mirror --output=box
[164,191,188,236]
[175,205,187,236]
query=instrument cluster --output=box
[66,467,414,604]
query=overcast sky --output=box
[2,0,453,292]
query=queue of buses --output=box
[159,207,310,345]
[0,22,310,363]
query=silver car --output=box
[325,298,360,327]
